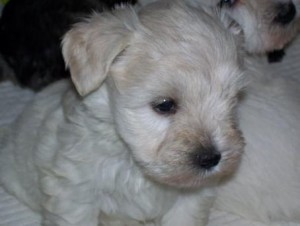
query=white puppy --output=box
[218,0,300,53]
[0,2,246,226]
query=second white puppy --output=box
[139,0,300,54]
[0,2,246,226]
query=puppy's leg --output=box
[161,189,215,226]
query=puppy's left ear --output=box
[62,7,138,96]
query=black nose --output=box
[192,147,221,170]
[274,2,296,25]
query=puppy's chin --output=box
[141,162,241,189]
[157,172,221,189]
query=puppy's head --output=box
[219,0,300,53]
[63,2,245,189]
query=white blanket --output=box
[0,36,300,226]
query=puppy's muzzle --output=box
[274,2,296,25]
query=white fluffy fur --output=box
[212,58,300,225]
[1,1,300,226]
[0,2,245,226]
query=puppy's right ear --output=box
[62,7,138,96]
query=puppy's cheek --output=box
[115,108,171,163]
[214,127,245,176]
[216,147,243,177]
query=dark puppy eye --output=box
[219,0,236,8]
[152,98,177,115]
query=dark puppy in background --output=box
[0,0,136,90]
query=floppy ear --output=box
[62,7,137,96]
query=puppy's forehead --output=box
[111,3,244,99]
[123,4,242,88]
[136,3,238,63]
[136,54,243,100]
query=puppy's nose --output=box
[192,147,221,170]
[274,2,296,25]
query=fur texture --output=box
[0,2,245,226]
[212,58,300,225]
